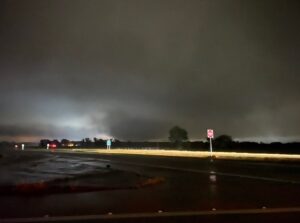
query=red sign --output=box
[207,129,214,138]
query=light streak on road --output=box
[70,148,300,161]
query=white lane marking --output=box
[2,207,300,222]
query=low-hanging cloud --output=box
[0,0,300,142]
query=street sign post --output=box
[207,129,214,157]
[106,139,112,150]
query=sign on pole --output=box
[207,129,214,157]
[207,129,214,139]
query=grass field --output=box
[69,148,300,161]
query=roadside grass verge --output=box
[70,148,300,162]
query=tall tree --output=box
[168,126,188,146]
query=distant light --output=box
[209,174,217,182]
[50,144,57,148]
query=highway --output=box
[1,149,300,222]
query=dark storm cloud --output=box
[0,123,91,140]
[102,110,173,141]
[0,0,299,142]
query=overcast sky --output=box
[0,0,299,142]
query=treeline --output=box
[36,137,300,154]
[2,125,299,154]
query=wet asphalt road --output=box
[1,149,300,221]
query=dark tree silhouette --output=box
[168,126,188,147]
[52,139,60,147]
[81,137,93,147]
[214,134,233,149]
[61,139,70,146]
[94,137,106,147]
[39,139,50,147]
